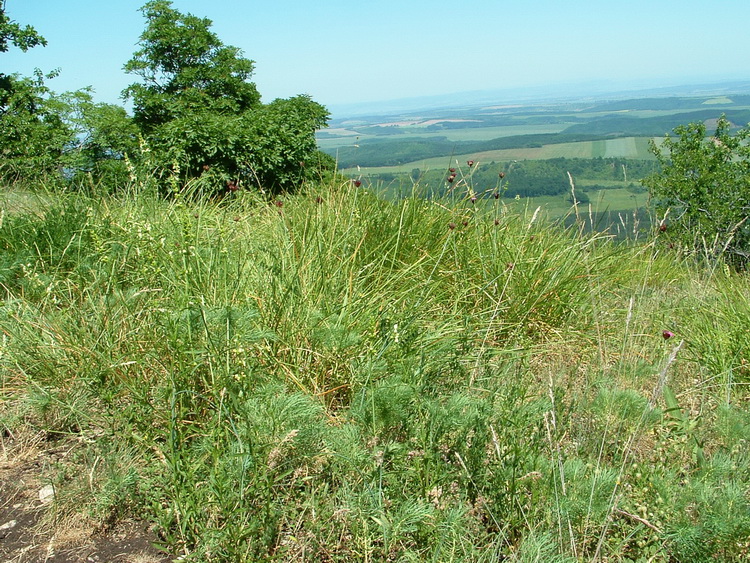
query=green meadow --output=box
[2,176,749,561]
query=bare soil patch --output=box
[0,432,170,563]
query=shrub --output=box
[644,115,750,268]
[123,1,330,195]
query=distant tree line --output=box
[368,157,661,198]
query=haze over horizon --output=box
[4,0,750,114]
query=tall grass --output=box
[1,176,748,560]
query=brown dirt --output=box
[0,432,171,563]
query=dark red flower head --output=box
[662,330,674,340]
[467,160,474,167]
[493,192,499,199]
[274,200,284,208]
[354,180,362,187]
[499,172,505,179]
[659,223,667,232]
[470,196,477,204]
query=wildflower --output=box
[493,192,499,199]
[467,160,474,167]
[227,180,238,192]
[274,200,284,208]
[202,164,210,171]
[353,180,362,187]
[448,176,455,183]
[449,168,456,173]
[494,218,500,225]
[662,330,674,340]
[316,196,324,204]
[448,222,456,230]
[462,220,468,227]
[499,172,505,178]
[470,196,477,204]
[659,223,667,232]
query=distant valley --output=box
[317,81,750,229]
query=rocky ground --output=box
[0,432,171,563]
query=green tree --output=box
[644,116,750,267]
[123,0,330,195]
[0,1,46,53]
[0,69,75,183]
[0,2,61,182]
[1,3,137,188]
[59,89,140,187]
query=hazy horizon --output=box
[4,0,750,112]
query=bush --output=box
[123,1,330,195]
[644,116,750,268]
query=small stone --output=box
[39,484,55,504]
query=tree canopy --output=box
[0,2,46,53]
[645,116,750,267]
[123,1,330,194]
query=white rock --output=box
[39,484,55,504]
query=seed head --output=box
[499,172,505,179]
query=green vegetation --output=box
[122,1,330,195]
[644,115,750,268]
[3,3,750,561]
[391,157,659,199]
[1,1,331,195]
[322,100,750,170]
[2,174,750,560]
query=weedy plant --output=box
[1,169,749,561]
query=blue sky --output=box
[4,0,750,112]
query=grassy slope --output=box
[1,179,749,561]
